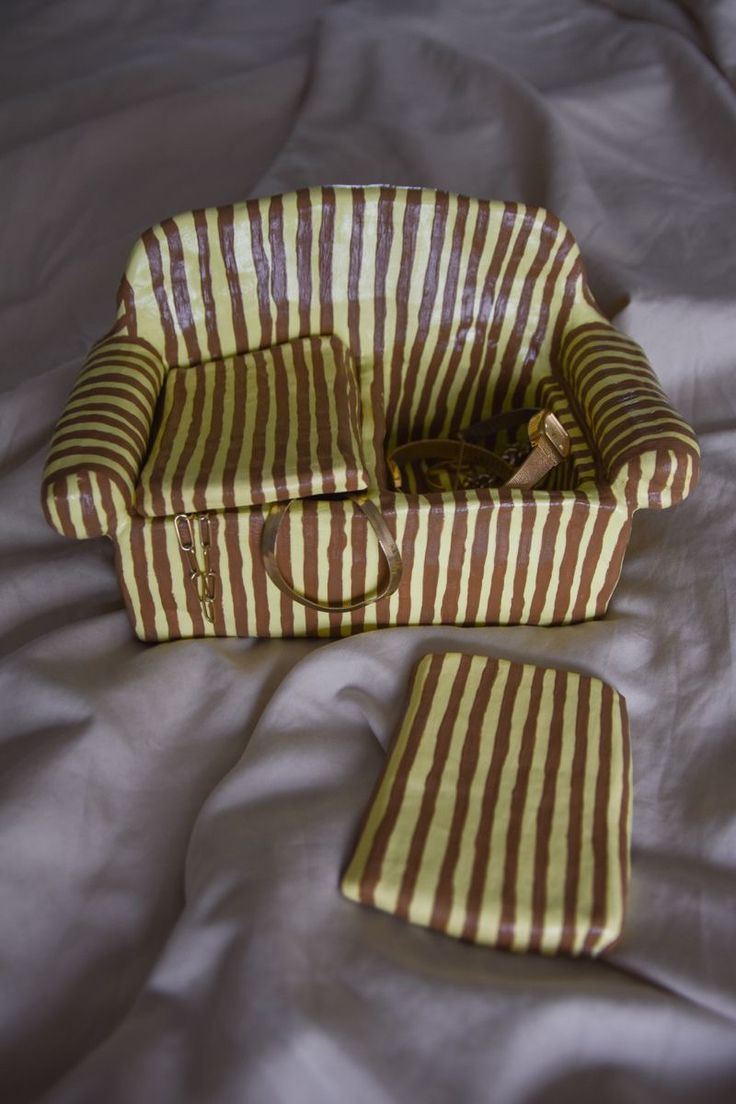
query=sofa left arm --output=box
[42,336,166,538]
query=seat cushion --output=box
[136,335,369,517]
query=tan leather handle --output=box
[262,494,402,613]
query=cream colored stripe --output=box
[571,676,602,954]
[407,660,485,927]
[509,666,557,951]
[474,660,538,944]
[373,653,465,913]
[539,674,581,953]
[341,656,436,896]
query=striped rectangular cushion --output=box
[136,334,369,516]
[341,653,631,956]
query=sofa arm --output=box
[559,318,700,510]
[42,336,166,538]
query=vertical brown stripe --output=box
[395,654,474,919]
[508,495,539,623]
[129,516,158,640]
[318,186,335,334]
[270,344,292,498]
[440,494,469,623]
[154,517,195,638]
[161,218,202,365]
[76,471,102,538]
[268,195,290,344]
[119,275,138,337]
[462,661,524,941]
[527,669,568,952]
[394,498,421,626]
[487,213,558,419]
[527,492,564,623]
[411,195,471,438]
[394,191,450,442]
[551,498,589,623]
[142,228,178,366]
[193,359,226,512]
[327,499,347,636]
[495,666,548,949]
[225,508,248,635]
[385,188,422,441]
[248,350,271,504]
[464,494,492,624]
[618,696,631,899]
[249,510,271,636]
[311,340,337,494]
[222,354,248,510]
[507,229,574,411]
[169,370,207,515]
[583,683,614,952]
[359,654,446,904]
[247,199,272,347]
[419,499,445,624]
[193,209,222,360]
[217,205,249,351]
[558,677,591,954]
[295,189,313,336]
[435,203,517,438]
[291,339,315,499]
[301,500,320,637]
[370,187,396,486]
[430,659,499,930]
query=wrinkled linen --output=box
[1,1,735,1101]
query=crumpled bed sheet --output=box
[1,1,735,1101]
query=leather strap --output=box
[262,494,402,613]
[387,409,571,493]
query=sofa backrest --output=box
[117,187,585,455]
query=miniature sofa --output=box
[42,187,700,640]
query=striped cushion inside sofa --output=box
[136,335,369,516]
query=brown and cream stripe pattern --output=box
[42,336,165,539]
[135,335,368,516]
[341,653,631,956]
[42,187,700,639]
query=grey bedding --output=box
[2,1,735,1101]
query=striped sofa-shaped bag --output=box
[42,187,700,640]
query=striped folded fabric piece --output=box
[136,334,369,516]
[341,653,631,956]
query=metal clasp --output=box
[175,512,217,623]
